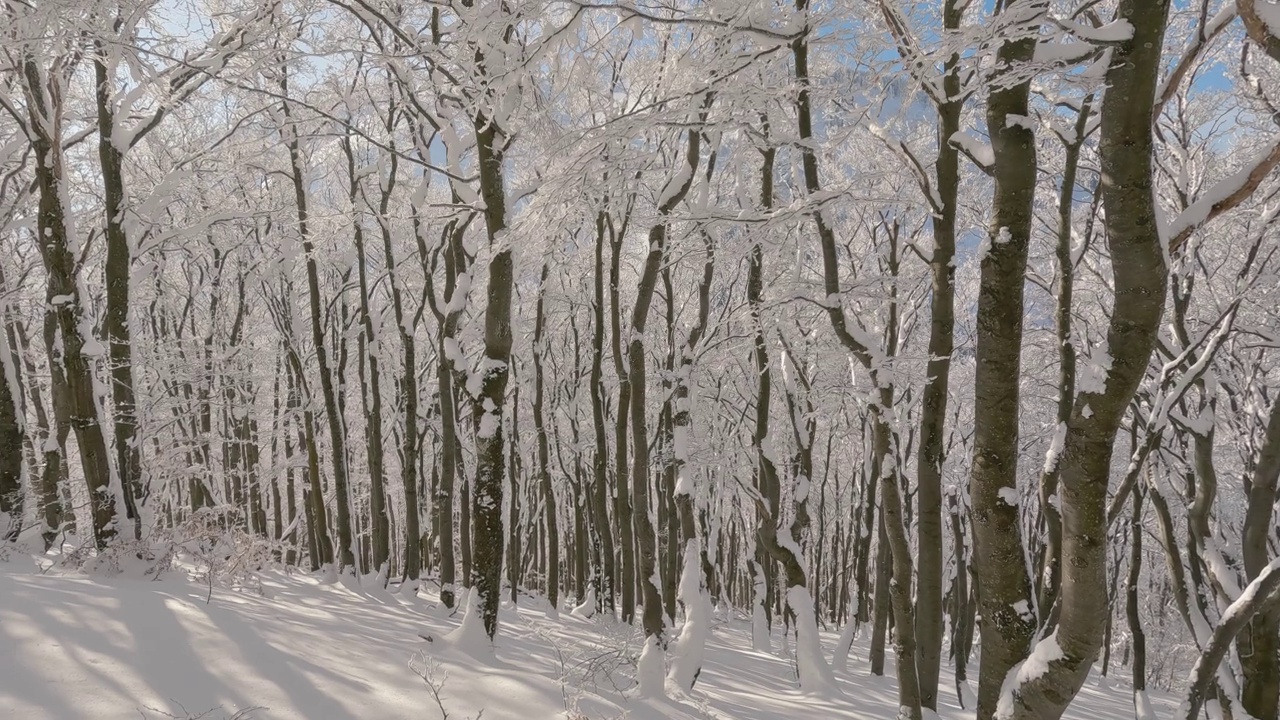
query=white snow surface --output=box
[0,555,1179,719]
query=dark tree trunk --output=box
[967,4,1043,716]
[94,51,142,538]
[532,265,560,613]
[1000,2,1171,717]
[589,211,616,614]
[1126,486,1148,713]
[14,322,62,548]
[343,136,390,576]
[0,319,23,540]
[469,110,513,640]
[280,67,354,570]
[608,213,635,623]
[23,58,117,549]
[910,1,967,705]
[627,110,705,688]
[1240,397,1280,718]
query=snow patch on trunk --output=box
[786,586,838,695]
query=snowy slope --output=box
[0,558,1174,720]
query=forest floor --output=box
[0,547,1175,719]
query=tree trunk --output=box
[23,58,117,549]
[912,1,967,705]
[999,2,1171,716]
[667,222,715,692]
[15,321,62,548]
[532,265,560,614]
[0,315,23,540]
[280,67,354,571]
[967,3,1043,716]
[792,2,918,710]
[469,110,513,640]
[343,136,390,576]
[1126,486,1149,717]
[589,211,616,614]
[93,51,144,540]
[608,212,636,624]
[629,114,705,694]
[1240,396,1280,719]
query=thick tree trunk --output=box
[24,58,118,549]
[998,3,1171,717]
[967,4,1043,716]
[1240,397,1280,718]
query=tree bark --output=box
[1240,396,1280,719]
[470,109,513,640]
[22,57,118,549]
[280,66,355,571]
[911,1,967,704]
[343,135,390,576]
[589,211,616,613]
[94,50,143,538]
[998,2,1171,716]
[968,3,1044,716]
[629,120,704,666]
[532,264,560,613]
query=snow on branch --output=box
[949,131,994,174]
[1240,0,1280,65]
[1179,555,1280,720]
[1165,138,1280,256]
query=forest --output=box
[2,1,1280,719]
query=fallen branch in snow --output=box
[137,702,266,719]
[410,651,486,720]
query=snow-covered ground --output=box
[0,554,1173,719]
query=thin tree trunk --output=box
[280,66,354,570]
[792,2,917,709]
[14,321,62,548]
[589,211,616,614]
[94,50,142,538]
[1126,485,1149,716]
[608,211,635,624]
[911,1,967,704]
[532,265,560,614]
[0,313,23,540]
